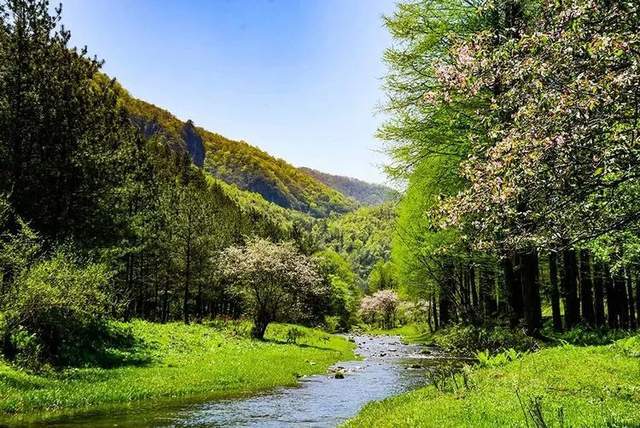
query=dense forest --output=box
[384,0,640,337]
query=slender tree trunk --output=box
[183,237,192,324]
[625,269,636,329]
[439,290,450,327]
[549,253,562,331]
[605,268,618,328]
[432,294,439,331]
[521,250,542,335]
[197,282,203,323]
[562,249,579,329]
[439,263,453,326]
[469,265,478,311]
[480,266,497,321]
[616,275,630,329]
[579,250,595,326]
[593,262,605,328]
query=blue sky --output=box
[60,0,396,184]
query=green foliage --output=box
[614,335,640,357]
[1,252,112,368]
[367,260,398,294]
[317,203,396,281]
[313,249,360,330]
[548,327,634,347]
[117,89,357,218]
[285,326,305,344]
[476,348,521,368]
[0,0,140,246]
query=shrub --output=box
[285,326,305,344]
[1,251,112,368]
[433,324,540,356]
[550,326,633,346]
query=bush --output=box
[433,324,540,356]
[549,326,633,346]
[323,315,341,333]
[1,251,112,368]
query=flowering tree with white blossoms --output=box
[360,290,400,329]
[220,238,327,339]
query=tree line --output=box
[384,0,640,336]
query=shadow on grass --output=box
[57,323,154,370]
[263,337,339,353]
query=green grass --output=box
[0,320,355,422]
[345,337,640,427]
[358,323,432,344]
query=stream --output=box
[40,335,448,428]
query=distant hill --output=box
[117,87,358,218]
[299,167,398,206]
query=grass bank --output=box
[345,335,640,427]
[357,323,432,344]
[0,320,355,422]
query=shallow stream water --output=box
[40,335,447,427]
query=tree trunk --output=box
[183,240,191,324]
[432,294,439,331]
[480,266,497,320]
[636,272,640,329]
[593,262,605,328]
[605,269,618,328]
[579,250,595,326]
[469,265,478,311]
[521,250,542,335]
[504,256,523,327]
[252,313,270,339]
[625,269,636,329]
[562,249,579,329]
[549,253,562,331]
[616,275,629,329]
[439,290,450,327]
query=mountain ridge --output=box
[299,167,398,206]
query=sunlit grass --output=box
[0,320,355,421]
[358,323,432,344]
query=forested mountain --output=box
[299,167,398,206]
[315,203,396,283]
[119,89,357,217]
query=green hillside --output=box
[118,87,357,217]
[300,167,398,206]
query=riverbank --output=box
[345,335,640,427]
[0,320,355,423]
[40,335,433,427]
